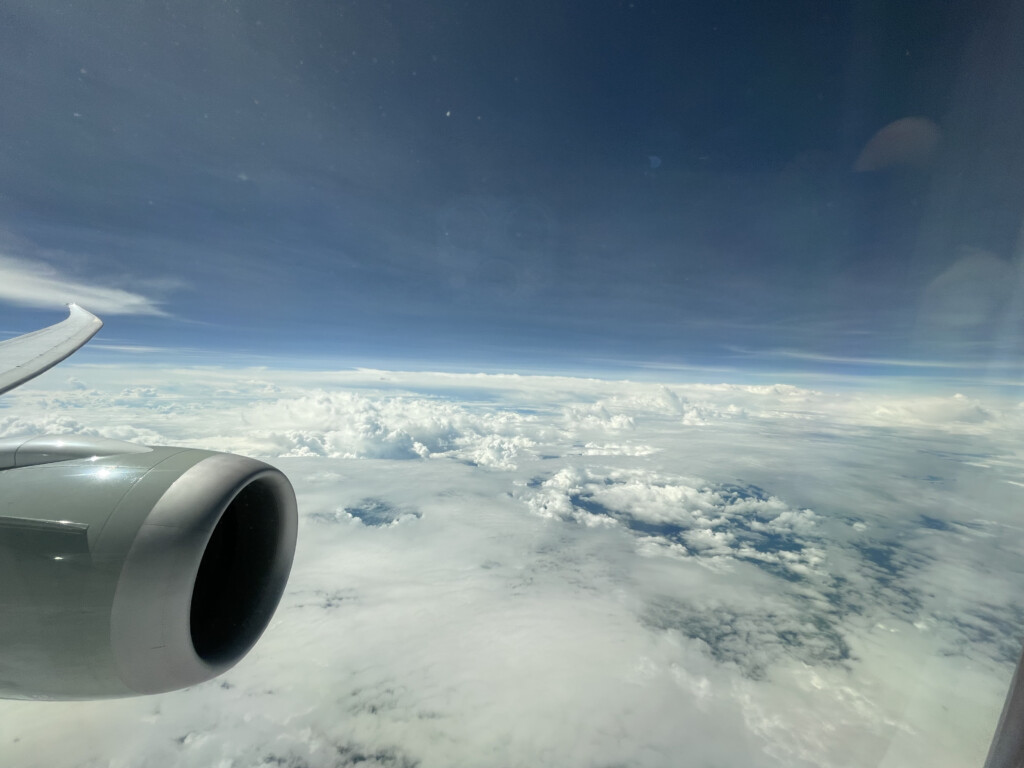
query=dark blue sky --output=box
[0,0,1021,378]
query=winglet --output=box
[0,304,103,395]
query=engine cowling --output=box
[0,436,297,700]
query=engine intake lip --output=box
[109,453,297,695]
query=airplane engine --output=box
[0,436,298,700]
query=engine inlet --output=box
[190,475,292,664]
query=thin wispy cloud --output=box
[734,348,972,369]
[774,350,962,368]
[0,255,166,316]
[91,344,170,353]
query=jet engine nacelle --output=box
[0,436,297,700]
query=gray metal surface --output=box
[0,447,196,698]
[0,445,297,699]
[0,304,102,395]
[0,435,152,470]
[986,641,1024,768]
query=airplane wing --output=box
[0,304,103,395]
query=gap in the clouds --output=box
[642,598,853,682]
[341,498,422,527]
[919,514,953,531]
[571,494,683,538]
[555,478,815,581]
[947,604,1024,666]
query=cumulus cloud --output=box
[522,467,824,580]
[0,255,166,315]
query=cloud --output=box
[90,344,168,353]
[522,467,824,580]
[0,255,166,315]
[0,366,1019,767]
[763,349,964,368]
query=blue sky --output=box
[0,0,1021,381]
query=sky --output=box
[3,6,1024,763]
[0,0,1022,379]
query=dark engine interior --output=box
[190,476,291,665]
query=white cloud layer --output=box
[0,367,1022,766]
[0,255,165,315]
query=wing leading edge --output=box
[0,304,103,395]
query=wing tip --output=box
[0,304,105,396]
[66,303,103,331]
